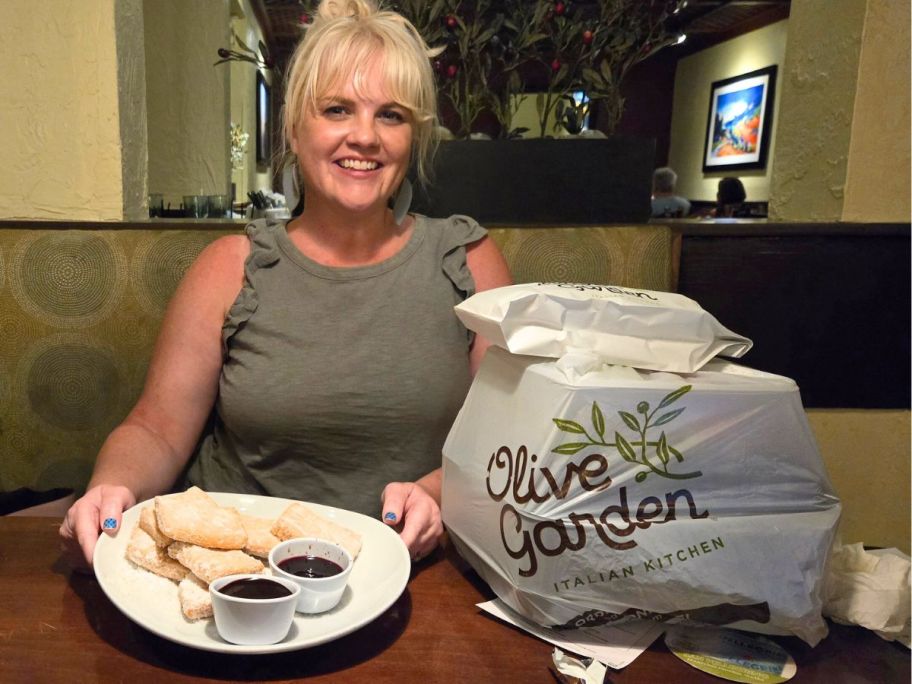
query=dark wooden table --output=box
[0,517,908,682]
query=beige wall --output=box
[842,0,911,222]
[768,0,867,220]
[512,95,564,138]
[0,0,126,221]
[0,0,243,220]
[807,410,910,553]
[144,0,231,210]
[668,21,789,203]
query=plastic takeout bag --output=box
[454,282,752,373]
[442,347,841,647]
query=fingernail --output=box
[102,518,117,530]
[384,512,397,522]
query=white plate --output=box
[94,493,411,654]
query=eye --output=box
[322,104,349,118]
[378,108,407,124]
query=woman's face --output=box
[291,57,413,217]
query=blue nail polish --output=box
[103,518,117,530]
[384,512,397,522]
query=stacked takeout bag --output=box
[441,282,841,646]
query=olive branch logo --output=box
[552,385,701,483]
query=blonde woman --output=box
[61,0,512,568]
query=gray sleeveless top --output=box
[185,214,485,516]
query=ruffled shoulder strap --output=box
[221,218,285,352]
[424,214,487,300]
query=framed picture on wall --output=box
[702,65,777,172]
[256,71,271,166]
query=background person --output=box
[650,166,691,218]
[713,176,750,217]
[60,0,512,569]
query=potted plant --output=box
[397,0,549,139]
[396,0,678,224]
[397,0,678,139]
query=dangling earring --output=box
[392,178,413,226]
[282,162,302,215]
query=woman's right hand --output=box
[59,484,136,572]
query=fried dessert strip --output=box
[125,525,188,581]
[154,486,246,550]
[177,574,213,621]
[239,513,282,558]
[271,502,363,560]
[139,506,173,548]
[167,541,264,584]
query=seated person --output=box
[713,177,751,217]
[59,0,513,570]
[650,167,691,218]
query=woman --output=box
[60,0,512,569]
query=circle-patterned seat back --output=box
[487,226,676,291]
[0,228,234,495]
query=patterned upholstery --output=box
[487,226,677,291]
[0,222,676,496]
[0,227,234,495]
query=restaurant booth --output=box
[0,0,908,681]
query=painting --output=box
[256,71,271,166]
[702,65,777,172]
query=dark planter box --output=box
[411,137,655,225]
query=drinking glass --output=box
[148,194,164,218]
[183,195,210,218]
[208,194,230,218]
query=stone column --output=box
[770,0,910,222]
[841,0,911,222]
[768,0,867,221]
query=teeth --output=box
[339,159,379,171]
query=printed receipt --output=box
[477,599,664,670]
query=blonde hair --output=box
[283,0,439,185]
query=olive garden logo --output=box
[485,386,709,577]
[552,385,701,483]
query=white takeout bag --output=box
[454,282,752,373]
[442,347,841,646]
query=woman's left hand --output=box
[380,481,443,561]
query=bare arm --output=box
[88,235,247,497]
[60,234,249,567]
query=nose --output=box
[348,112,380,148]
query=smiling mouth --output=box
[337,159,380,171]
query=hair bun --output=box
[317,0,377,21]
